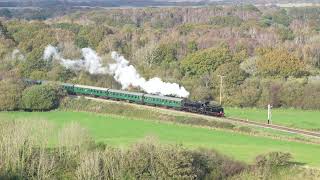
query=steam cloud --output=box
[43,45,189,98]
[12,49,25,61]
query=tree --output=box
[256,49,307,78]
[212,62,248,88]
[47,65,76,82]
[256,79,283,108]
[0,21,10,38]
[0,9,12,18]
[272,9,292,27]
[279,79,305,108]
[18,28,57,53]
[187,40,198,54]
[7,21,48,45]
[22,84,65,111]
[301,82,320,109]
[0,37,15,58]
[240,56,258,75]
[148,43,178,65]
[21,48,49,77]
[180,46,232,77]
[232,79,262,107]
[275,25,295,41]
[29,70,47,80]
[209,16,243,27]
[0,79,24,111]
[87,26,112,49]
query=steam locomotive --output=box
[25,79,224,117]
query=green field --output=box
[1,111,320,167]
[226,107,320,131]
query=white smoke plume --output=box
[43,45,109,74]
[11,49,25,61]
[44,45,189,98]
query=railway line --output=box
[225,117,320,138]
[74,95,320,139]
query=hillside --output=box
[0,3,320,179]
[0,0,319,8]
[1,5,319,109]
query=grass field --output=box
[226,107,320,131]
[1,111,320,167]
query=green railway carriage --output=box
[69,83,182,107]
[61,83,74,93]
[73,85,109,97]
[143,94,184,108]
[107,89,143,103]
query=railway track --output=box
[72,95,320,139]
[224,117,320,138]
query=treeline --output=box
[0,7,72,20]
[0,119,310,179]
[0,5,319,109]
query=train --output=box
[25,79,224,117]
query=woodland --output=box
[0,5,319,110]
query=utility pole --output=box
[217,75,225,105]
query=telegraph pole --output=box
[217,75,225,105]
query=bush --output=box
[279,79,305,108]
[191,148,246,179]
[0,120,57,179]
[238,126,253,133]
[0,79,24,111]
[256,79,282,108]
[22,84,65,111]
[232,78,262,107]
[301,82,320,109]
[255,152,292,168]
[74,137,245,179]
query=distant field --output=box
[1,111,320,166]
[226,108,320,131]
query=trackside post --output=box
[267,104,272,124]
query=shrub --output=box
[256,79,283,108]
[191,148,246,179]
[279,79,305,108]
[301,82,320,109]
[22,84,65,111]
[124,137,195,179]
[0,120,57,179]
[238,126,253,133]
[0,79,24,111]
[232,78,262,107]
[255,152,292,168]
